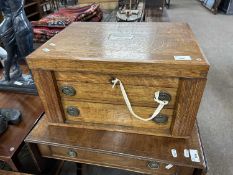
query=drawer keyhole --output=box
[67,149,77,158]
[61,86,76,96]
[148,161,160,169]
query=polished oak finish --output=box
[32,70,65,123]
[58,81,177,107]
[171,78,207,137]
[63,101,173,136]
[0,92,44,171]
[27,23,209,138]
[25,115,208,175]
[0,170,30,175]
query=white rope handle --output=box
[112,78,169,122]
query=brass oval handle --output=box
[147,161,160,169]
[61,86,76,96]
[152,114,168,124]
[158,91,171,102]
[66,106,80,117]
[67,149,77,158]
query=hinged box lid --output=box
[27,22,209,78]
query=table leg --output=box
[26,143,64,174]
[26,143,47,173]
[5,159,18,172]
[76,163,82,175]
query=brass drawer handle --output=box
[66,106,80,117]
[152,114,168,124]
[67,149,77,158]
[61,86,76,96]
[158,91,171,102]
[148,161,160,169]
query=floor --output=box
[60,1,233,175]
[167,1,233,175]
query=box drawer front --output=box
[63,100,173,135]
[55,72,179,88]
[57,82,177,109]
[38,144,178,175]
[56,72,178,108]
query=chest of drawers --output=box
[27,22,209,138]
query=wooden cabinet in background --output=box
[24,0,42,21]
[0,2,40,22]
[79,0,118,10]
[145,0,165,17]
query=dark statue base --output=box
[0,74,37,95]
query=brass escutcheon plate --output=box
[147,161,160,169]
[66,106,80,117]
[61,86,76,96]
[152,114,169,124]
[67,149,77,158]
[158,91,171,102]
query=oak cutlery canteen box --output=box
[27,22,209,138]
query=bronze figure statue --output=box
[0,0,36,94]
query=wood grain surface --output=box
[27,23,209,78]
[55,71,179,88]
[0,170,30,175]
[37,144,178,175]
[27,23,209,138]
[58,81,177,108]
[0,92,44,159]
[171,78,207,137]
[32,70,65,123]
[62,100,172,136]
[25,115,207,174]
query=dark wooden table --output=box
[0,92,44,171]
[25,115,208,175]
[0,170,30,175]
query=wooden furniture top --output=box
[26,115,206,169]
[0,170,31,175]
[27,23,209,78]
[0,92,44,159]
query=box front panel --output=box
[54,71,178,136]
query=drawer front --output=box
[55,72,179,88]
[55,72,178,109]
[58,81,177,108]
[63,101,173,134]
[56,73,178,108]
[38,144,178,175]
